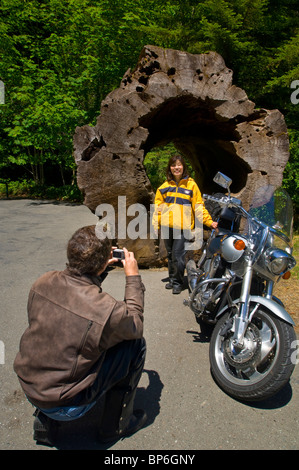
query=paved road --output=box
[0,199,298,451]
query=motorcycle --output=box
[184,172,297,401]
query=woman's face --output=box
[170,159,184,180]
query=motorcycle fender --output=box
[216,295,295,326]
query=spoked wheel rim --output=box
[214,310,280,386]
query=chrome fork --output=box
[231,259,253,348]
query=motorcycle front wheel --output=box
[209,308,297,401]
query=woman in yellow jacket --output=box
[152,155,218,294]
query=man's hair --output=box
[66,225,111,276]
[166,154,189,182]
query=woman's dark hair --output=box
[166,154,189,181]
[66,225,111,276]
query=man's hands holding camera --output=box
[108,247,139,276]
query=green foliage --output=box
[0,0,298,211]
[282,130,299,230]
[0,179,34,197]
[0,178,83,202]
[292,235,299,278]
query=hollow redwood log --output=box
[73,45,289,266]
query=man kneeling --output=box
[14,225,147,446]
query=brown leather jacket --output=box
[13,268,145,409]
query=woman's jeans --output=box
[162,227,186,287]
[39,338,146,434]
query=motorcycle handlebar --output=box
[203,194,250,218]
[203,194,227,203]
[203,194,241,205]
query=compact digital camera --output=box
[113,249,125,260]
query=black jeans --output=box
[81,338,146,404]
[38,338,146,431]
[81,337,146,435]
[34,338,146,442]
[162,227,186,287]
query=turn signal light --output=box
[234,239,246,251]
[282,271,291,280]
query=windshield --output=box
[248,185,294,242]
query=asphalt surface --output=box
[0,199,298,451]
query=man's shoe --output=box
[33,410,57,447]
[98,409,147,443]
[172,285,182,294]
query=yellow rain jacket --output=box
[152,177,213,231]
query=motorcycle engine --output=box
[190,286,216,318]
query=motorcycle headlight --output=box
[264,248,296,275]
[220,235,247,263]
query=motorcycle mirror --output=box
[213,172,232,190]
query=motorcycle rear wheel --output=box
[209,308,296,401]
